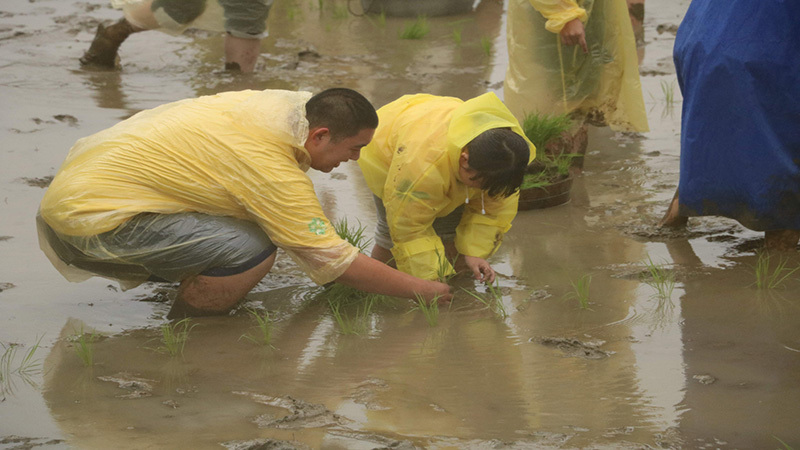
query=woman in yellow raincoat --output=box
[37,88,451,317]
[504,0,648,132]
[358,93,535,283]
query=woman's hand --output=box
[463,255,496,284]
[560,18,588,53]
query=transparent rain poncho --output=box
[39,89,359,288]
[504,0,648,132]
[358,93,535,280]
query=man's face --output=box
[308,128,375,173]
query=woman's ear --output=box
[460,151,470,169]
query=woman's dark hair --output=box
[465,128,530,198]
[305,88,379,141]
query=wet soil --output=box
[2,0,800,449]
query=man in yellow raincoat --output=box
[357,93,535,284]
[504,0,648,133]
[37,88,452,316]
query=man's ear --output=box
[308,127,331,144]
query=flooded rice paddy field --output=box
[2,0,800,448]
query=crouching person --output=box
[37,88,452,317]
[357,93,535,284]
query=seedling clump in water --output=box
[413,293,440,327]
[564,274,592,310]
[240,308,274,347]
[154,318,196,358]
[753,251,800,289]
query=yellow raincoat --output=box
[358,93,535,280]
[39,89,358,286]
[504,0,648,132]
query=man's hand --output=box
[463,255,496,284]
[560,18,588,53]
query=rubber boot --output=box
[79,18,137,69]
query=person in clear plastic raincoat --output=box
[80,0,273,72]
[37,88,452,317]
[357,93,535,283]
[504,0,648,133]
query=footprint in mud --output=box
[98,372,156,399]
[222,438,311,450]
[235,392,349,429]
[531,337,613,360]
[16,175,53,188]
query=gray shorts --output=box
[151,0,273,39]
[39,212,276,283]
[373,195,464,249]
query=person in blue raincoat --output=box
[659,0,800,250]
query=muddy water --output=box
[2,0,800,448]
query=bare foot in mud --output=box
[764,229,800,251]
[79,18,137,69]
[658,190,688,228]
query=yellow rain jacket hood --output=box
[39,89,359,286]
[358,93,535,280]
[504,0,648,132]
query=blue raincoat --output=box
[675,0,800,230]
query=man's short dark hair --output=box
[466,128,530,198]
[305,88,378,141]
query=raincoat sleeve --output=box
[383,152,452,281]
[455,192,520,260]
[230,145,360,286]
[529,0,588,33]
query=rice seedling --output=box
[480,36,492,57]
[773,436,793,450]
[414,293,440,326]
[240,308,274,347]
[328,293,377,335]
[367,10,387,28]
[451,27,462,45]
[71,330,99,367]
[753,251,800,289]
[521,111,573,152]
[333,4,349,19]
[399,16,429,40]
[485,280,508,318]
[461,287,507,319]
[156,318,196,357]
[435,249,457,283]
[334,217,372,253]
[641,255,676,299]
[564,274,592,310]
[1,337,42,395]
[286,6,301,20]
[661,80,675,107]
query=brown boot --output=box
[79,18,137,69]
[764,229,800,251]
[658,189,688,228]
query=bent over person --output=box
[37,88,452,317]
[357,93,535,284]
